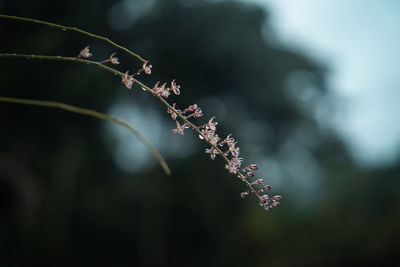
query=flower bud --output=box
[249,164,258,170]
[272,195,282,201]
[240,191,249,199]
[251,179,264,185]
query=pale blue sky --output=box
[244,0,400,166]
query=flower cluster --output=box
[167,102,282,211]
[152,79,181,98]
[76,45,281,211]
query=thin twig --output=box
[0,14,147,63]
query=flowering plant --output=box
[0,15,281,211]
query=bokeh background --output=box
[1,0,399,266]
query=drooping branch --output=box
[0,96,171,176]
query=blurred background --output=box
[0,0,399,266]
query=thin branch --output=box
[0,96,171,176]
[0,53,123,75]
[0,14,146,63]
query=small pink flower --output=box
[200,129,220,145]
[142,61,152,75]
[171,120,189,135]
[244,172,256,179]
[167,103,180,120]
[205,147,219,160]
[225,144,239,157]
[182,104,203,119]
[184,104,198,113]
[153,82,171,98]
[219,134,234,147]
[251,179,264,185]
[257,184,272,194]
[271,195,282,201]
[121,71,134,89]
[225,160,239,174]
[109,53,119,64]
[161,88,171,98]
[234,157,244,166]
[249,164,258,170]
[170,79,181,95]
[240,191,250,199]
[100,53,119,65]
[193,108,203,118]
[209,134,221,146]
[185,109,203,119]
[77,45,92,59]
[206,117,218,131]
[240,164,259,172]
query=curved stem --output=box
[0,14,146,63]
[0,96,171,176]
